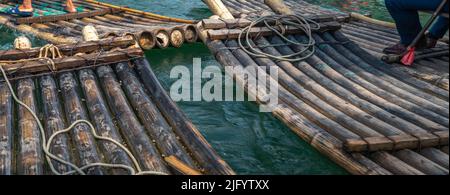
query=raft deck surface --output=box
[0,0,199,48]
[203,0,449,175]
[222,0,450,89]
[0,43,234,175]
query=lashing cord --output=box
[0,45,169,175]
[238,14,320,62]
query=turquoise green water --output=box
[0,0,405,175]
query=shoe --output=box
[5,5,33,17]
[383,43,407,55]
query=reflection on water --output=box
[145,44,347,174]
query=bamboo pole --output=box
[394,149,448,175]
[332,32,449,102]
[0,36,136,61]
[419,148,449,169]
[183,25,199,43]
[68,0,183,26]
[134,58,236,175]
[84,0,197,24]
[264,0,294,15]
[342,27,398,44]
[76,15,175,49]
[1,48,144,76]
[164,156,202,175]
[203,0,235,19]
[133,31,156,50]
[348,21,398,34]
[59,72,104,175]
[39,75,73,174]
[351,153,392,175]
[96,66,170,174]
[226,0,258,14]
[114,63,195,167]
[169,27,185,48]
[16,78,44,175]
[219,0,242,18]
[343,23,399,40]
[155,29,171,49]
[371,151,424,175]
[0,16,77,44]
[206,39,380,175]
[224,40,363,141]
[261,36,432,136]
[350,12,396,29]
[312,34,448,125]
[206,21,340,40]
[0,82,13,175]
[252,36,447,151]
[225,38,425,152]
[78,69,134,175]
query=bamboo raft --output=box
[202,0,449,175]
[0,37,234,175]
[0,0,199,49]
[213,0,450,89]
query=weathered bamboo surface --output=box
[342,20,449,90]
[220,0,349,21]
[218,0,449,90]
[0,0,199,49]
[203,0,449,175]
[0,49,234,175]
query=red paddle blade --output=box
[401,47,416,66]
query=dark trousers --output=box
[385,0,449,45]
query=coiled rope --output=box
[238,14,320,62]
[0,48,168,175]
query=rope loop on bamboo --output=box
[238,14,320,62]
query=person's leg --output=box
[65,0,77,13]
[19,0,33,11]
[384,0,448,54]
[429,16,449,40]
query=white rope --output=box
[0,62,168,175]
[238,14,320,62]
